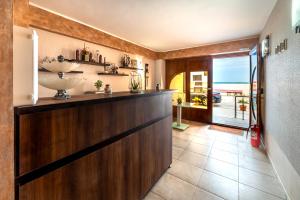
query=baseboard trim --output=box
[267,149,291,200]
[265,132,300,200]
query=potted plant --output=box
[129,71,142,93]
[130,80,140,93]
[94,80,103,92]
[239,98,249,111]
[192,97,200,105]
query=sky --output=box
[213,56,250,83]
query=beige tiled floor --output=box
[144,122,287,200]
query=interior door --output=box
[186,57,213,123]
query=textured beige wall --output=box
[0,0,14,199]
[36,29,156,97]
[260,0,300,199]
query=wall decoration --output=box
[275,39,288,54]
[144,63,149,90]
[131,59,138,69]
[39,55,83,99]
[121,54,131,67]
[261,35,270,57]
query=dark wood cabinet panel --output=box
[18,94,172,175]
[19,116,172,200]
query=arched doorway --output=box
[169,72,186,105]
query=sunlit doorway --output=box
[212,56,250,129]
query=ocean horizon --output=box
[213,82,249,84]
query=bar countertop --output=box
[15,90,174,114]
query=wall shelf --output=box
[69,59,110,67]
[119,66,143,71]
[39,68,84,74]
[97,72,129,76]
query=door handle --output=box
[207,88,212,90]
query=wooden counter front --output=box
[14,90,173,200]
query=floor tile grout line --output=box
[238,165,276,178]
[166,171,226,200]
[171,128,286,200]
[174,136,275,179]
[170,159,283,200]
[238,182,286,200]
[207,154,238,166]
[149,191,168,200]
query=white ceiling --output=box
[30,0,277,52]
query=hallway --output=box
[145,122,286,200]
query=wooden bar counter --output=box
[14,90,173,200]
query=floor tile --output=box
[239,183,283,200]
[178,150,207,168]
[173,137,190,149]
[205,158,238,181]
[168,160,203,185]
[143,192,165,200]
[192,187,223,200]
[152,173,197,200]
[172,146,185,159]
[173,131,194,141]
[167,122,287,200]
[213,141,238,154]
[238,145,269,162]
[239,154,275,177]
[239,168,286,199]
[215,134,238,145]
[191,136,214,146]
[198,170,238,200]
[209,148,238,165]
[186,142,211,156]
[185,127,203,135]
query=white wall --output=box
[155,59,166,89]
[35,29,156,97]
[260,0,300,199]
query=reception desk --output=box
[14,90,173,200]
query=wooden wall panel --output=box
[0,0,14,199]
[13,0,158,59]
[13,0,258,61]
[18,94,172,175]
[159,37,258,59]
[19,116,172,200]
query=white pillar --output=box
[177,105,182,126]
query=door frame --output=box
[166,56,213,123]
[211,52,251,130]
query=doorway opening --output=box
[212,56,250,129]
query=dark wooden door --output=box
[166,56,213,123]
[186,57,213,123]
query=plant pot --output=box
[130,89,140,93]
[240,105,247,111]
